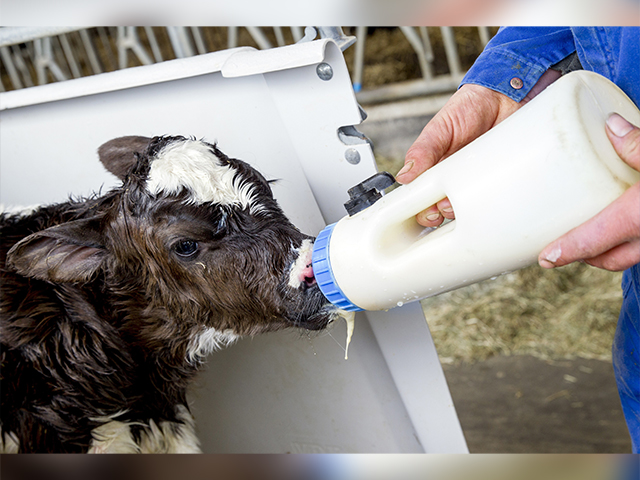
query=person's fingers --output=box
[605,113,640,170]
[583,240,640,272]
[539,114,640,272]
[415,198,456,227]
[437,197,455,219]
[400,85,522,230]
[399,114,454,184]
[416,204,445,227]
[400,84,518,185]
[401,72,559,187]
[539,184,640,271]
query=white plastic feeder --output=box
[0,38,467,453]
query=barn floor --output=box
[442,355,631,453]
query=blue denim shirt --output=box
[461,27,640,107]
[461,26,640,453]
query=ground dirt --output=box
[443,355,632,453]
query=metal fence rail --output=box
[0,27,494,102]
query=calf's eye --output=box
[174,239,199,258]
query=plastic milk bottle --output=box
[312,71,640,311]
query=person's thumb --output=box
[399,134,446,184]
[606,113,640,171]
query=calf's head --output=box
[7,136,334,359]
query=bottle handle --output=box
[390,165,451,222]
[373,170,453,254]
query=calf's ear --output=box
[6,217,106,284]
[98,136,151,181]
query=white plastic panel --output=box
[0,39,467,453]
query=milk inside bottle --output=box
[312,71,640,312]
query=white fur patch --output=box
[187,327,240,364]
[288,239,314,288]
[88,405,201,454]
[146,139,260,212]
[88,417,141,453]
[138,405,200,454]
[0,428,20,454]
[0,204,41,217]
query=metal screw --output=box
[345,148,361,165]
[316,63,333,81]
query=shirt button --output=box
[510,77,524,89]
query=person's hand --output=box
[539,113,640,272]
[399,69,561,227]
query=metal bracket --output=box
[297,26,356,52]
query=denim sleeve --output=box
[460,27,577,102]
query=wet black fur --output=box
[0,136,333,452]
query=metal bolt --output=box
[345,148,361,165]
[316,63,333,81]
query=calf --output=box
[0,135,335,453]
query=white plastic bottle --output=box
[312,71,640,312]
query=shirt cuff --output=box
[460,49,550,102]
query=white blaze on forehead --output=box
[0,204,41,217]
[146,139,257,210]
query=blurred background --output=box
[0,26,488,93]
[1,451,639,480]
[1,0,639,25]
